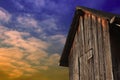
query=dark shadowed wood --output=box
[109,23,120,80]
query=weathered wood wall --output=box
[69,12,114,80]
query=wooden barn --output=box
[60,6,120,80]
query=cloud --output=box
[44,34,66,54]
[0,7,11,22]
[0,0,68,40]
[0,47,61,78]
[0,25,9,39]
[8,69,23,78]
[2,30,50,52]
[0,25,64,77]
[46,53,60,66]
[50,34,66,44]
[11,0,70,15]
[0,48,37,78]
[0,17,63,78]
[26,50,48,64]
[40,18,58,31]
[17,16,38,28]
[26,52,61,67]
[0,48,24,59]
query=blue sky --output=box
[0,0,120,79]
[0,0,120,38]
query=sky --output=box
[0,0,120,80]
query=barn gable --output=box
[60,6,120,67]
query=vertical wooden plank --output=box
[74,34,79,80]
[85,13,91,80]
[69,46,76,80]
[79,54,83,80]
[69,29,80,80]
[102,19,114,80]
[87,13,94,80]
[92,15,100,80]
[77,16,82,80]
[87,13,91,80]
[84,13,89,80]
[81,16,85,80]
[78,16,85,80]
[69,47,74,80]
[97,17,105,80]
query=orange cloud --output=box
[0,48,37,78]
[0,26,62,78]
[45,53,60,66]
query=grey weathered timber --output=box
[97,17,105,80]
[69,34,79,80]
[92,15,100,80]
[60,6,120,80]
[102,19,113,80]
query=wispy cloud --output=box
[12,0,24,10]
[17,16,38,28]
[50,34,66,44]
[40,18,58,31]
[0,7,11,22]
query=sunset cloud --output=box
[0,48,24,59]
[26,50,48,64]
[2,30,50,52]
[0,1,67,79]
[0,48,37,78]
[47,53,60,66]
[0,25,61,78]
[0,47,61,78]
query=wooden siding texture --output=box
[69,12,113,80]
